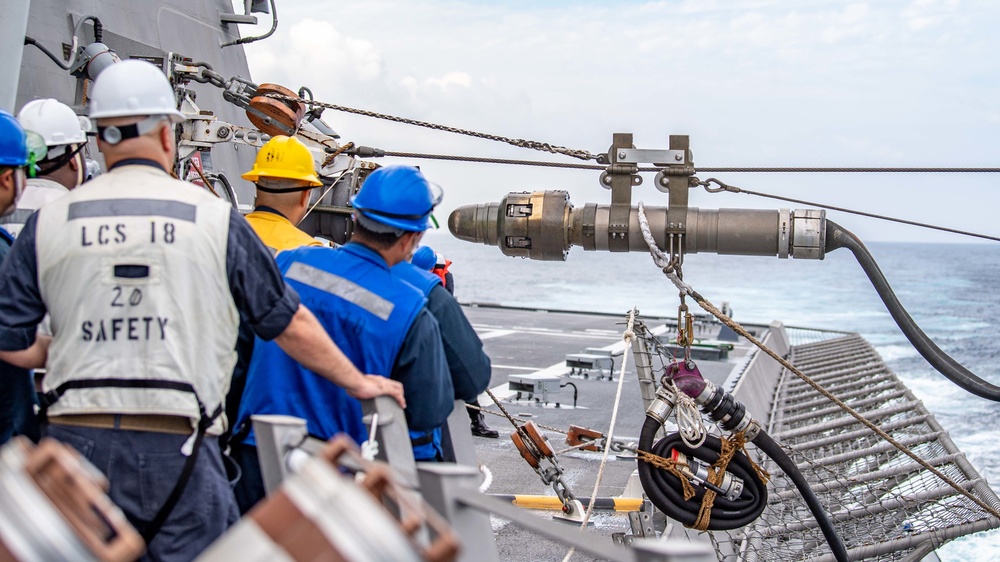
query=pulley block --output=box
[511,421,554,469]
[246,83,305,137]
[566,425,603,452]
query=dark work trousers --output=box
[0,362,39,445]
[230,441,265,515]
[46,424,238,562]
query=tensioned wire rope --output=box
[263,91,1000,243]
[271,90,1000,528]
[634,202,1000,522]
[269,90,1000,530]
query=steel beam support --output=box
[418,464,498,562]
[445,399,478,467]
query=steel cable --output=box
[263,93,595,161]
[635,204,1000,522]
[696,179,1000,243]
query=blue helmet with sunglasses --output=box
[0,110,29,168]
[0,109,47,176]
[350,166,442,232]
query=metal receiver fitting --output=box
[645,385,679,425]
[691,380,761,436]
[790,209,826,259]
[672,449,745,502]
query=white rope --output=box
[561,308,637,562]
[478,464,493,493]
[297,163,355,225]
[637,202,696,296]
[674,383,708,449]
[637,201,670,268]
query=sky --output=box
[236,0,1000,244]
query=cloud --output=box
[247,19,385,95]
[233,0,1000,242]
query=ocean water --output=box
[425,231,1000,561]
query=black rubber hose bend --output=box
[826,220,1000,401]
[636,418,767,531]
[637,418,849,561]
[24,37,73,70]
[753,430,849,562]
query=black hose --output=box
[205,173,239,211]
[222,0,278,47]
[753,430,849,562]
[24,36,72,70]
[826,220,1000,401]
[559,382,578,408]
[636,418,767,530]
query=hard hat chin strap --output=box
[255,183,315,194]
[354,211,406,236]
[36,143,86,177]
[97,115,168,145]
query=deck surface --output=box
[461,304,763,560]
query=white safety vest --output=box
[0,177,69,238]
[34,165,238,433]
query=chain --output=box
[383,150,604,170]
[698,166,1000,173]
[263,92,595,161]
[485,388,531,431]
[550,471,577,504]
[634,204,1000,521]
[373,150,1000,174]
[186,62,229,90]
[474,392,566,434]
[477,375,638,460]
[482,387,578,504]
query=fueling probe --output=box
[448,134,826,262]
[448,133,1000,404]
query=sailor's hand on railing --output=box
[349,374,406,409]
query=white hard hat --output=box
[88,60,184,123]
[18,99,89,157]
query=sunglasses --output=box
[24,130,48,178]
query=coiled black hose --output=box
[637,418,849,561]
[636,418,766,530]
[826,220,1000,401]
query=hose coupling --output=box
[672,449,745,502]
[646,385,678,424]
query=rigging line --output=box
[298,166,353,225]
[384,150,604,170]
[263,93,596,161]
[699,179,1000,243]
[562,309,637,562]
[466,402,566,434]
[634,204,1000,522]
[382,150,1000,175]
[698,167,1000,173]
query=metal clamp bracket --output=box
[615,148,686,165]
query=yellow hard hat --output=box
[242,135,322,187]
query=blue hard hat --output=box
[412,246,436,270]
[0,110,29,167]
[351,166,442,232]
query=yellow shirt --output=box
[245,208,325,255]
